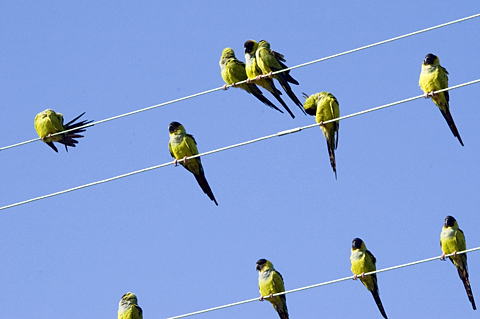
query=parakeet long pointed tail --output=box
[371,289,388,319]
[267,88,295,119]
[193,171,218,206]
[277,60,299,85]
[249,86,284,113]
[275,74,306,115]
[60,112,94,151]
[326,137,337,179]
[46,141,58,152]
[439,108,464,146]
[457,267,476,310]
[273,301,289,319]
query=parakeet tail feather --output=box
[250,87,284,113]
[194,171,218,206]
[273,301,289,319]
[276,75,305,114]
[371,289,388,319]
[269,90,295,119]
[326,137,337,179]
[457,267,476,310]
[60,112,94,151]
[440,108,464,146]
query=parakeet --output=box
[256,259,289,319]
[168,122,218,206]
[244,40,295,118]
[219,48,283,114]
[350,238,388,319]
[440,216,476,310]
[34,109,93,152]
[118,292,143,319]
[256,40,305,115]
[303,92,340,178]
[419,53,463,146]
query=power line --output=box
[1,79,478,211]
[1,13,479,152]
[165,247,480,319]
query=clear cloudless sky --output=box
[1,1,480,318]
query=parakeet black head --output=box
[169,121,183,134]
[244,40,256,54]
[352,238,364,249]
[444,215,457,227]
[256,258,268,271]
[423,53,438,65]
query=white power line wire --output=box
[1,13,478,152]
[1,79,479,211]
[164,247,480,319]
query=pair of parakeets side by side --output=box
[250,215,475,319]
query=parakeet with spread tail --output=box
[244,40,295,118]
[168,122,218,206]
[303,92,340,178]
[256,259,289,319]
[440,216,476,310]
[219,47,283,114]
[118,292,143,319]
[350,238,388,319]
[419,53,463,146]
[256,40,305,115]
[34,109,93,152]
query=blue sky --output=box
[1,1,480,318]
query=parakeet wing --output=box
[168,142,175,158]
[273,271,286,294]
[439,66,449,101]
[185,134,199,156]
[366,250,377,265]
[456,229,467,252]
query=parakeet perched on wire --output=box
[34,109,93,152]
[419,53,463,146]
[303,92,340,178]
[350,238,388,319]
[168,122,218,206]
[219,47,283,114]
[440,216,476,310]
[256,40,305,115]
[244,40,295,118]
[256,259,289,319]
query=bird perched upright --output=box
[350,238,388,319]
[440,216,476,310]
[168,122,218,206]
[419,53,464,146]
[219,47,283,114]
[256,40,305,115]
[34,109,93,152]
[118,292,143,319]
[256,259,289,319]
[303,92,340,178]
[244,40,295,118]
